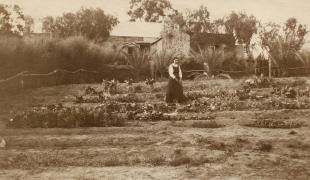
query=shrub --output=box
[123,50,150,80]
[0,36,123,79]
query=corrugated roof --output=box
[110,21,163,38]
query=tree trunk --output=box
[268,57,272,78]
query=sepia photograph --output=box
[0,0,310,179]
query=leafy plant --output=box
[153,49,176,79]
[259,18,308,76]
[123,50,150,80]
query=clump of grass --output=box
[169,148,191,166]
[208,141,227,151]
[133,85,143,93]
[255,141,273,152]
[174,148,182,155]
[155,93,164,99]
[128,156,141,165]
[287,141,310,150]
[196,138,247,153]
[114,93,144,103]
[104,156,124,166]
[168,153,210,167]
[146,155,166,166]
[246,118,304,129]
[192,120,224,128]
[189,156,211,166]
[3,152,73,169]
[169,156,191,166]
[151,86,164,93]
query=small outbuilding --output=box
[103,19,191,57]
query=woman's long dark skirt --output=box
[166,78,185,103]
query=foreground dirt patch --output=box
[1,118,310,179]
[1,78,310,179]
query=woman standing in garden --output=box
[166,56,186,105]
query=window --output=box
[128,47,133,55]
[140,45,150,53]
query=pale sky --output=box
[1,0,310,48]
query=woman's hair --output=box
[173,56,181,62]
[173,54,184,61]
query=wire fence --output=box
[183,66,310,78]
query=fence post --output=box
[20,79,24,89]
[268,57,272,78]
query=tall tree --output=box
[54,12,77,37]
[259,17,307,75]
[221,11,259,56]
[24,15,34,35]
[0,4,25,36]
[76,8,118,42]
[42,16,55,33]
[41,8,118,42]
[184,5,213,34]
[128,0,174,22]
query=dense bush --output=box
[0,36,126,79]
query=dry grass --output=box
[192,120,224,128]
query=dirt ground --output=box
[0,78,310,180]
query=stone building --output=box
[103,19,190,57]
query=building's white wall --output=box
[161,30,190,56]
